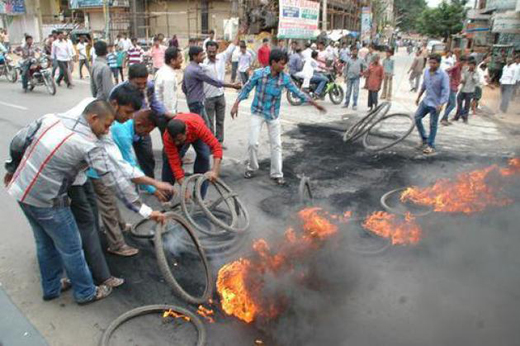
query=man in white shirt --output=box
[237,41,254,85]
[121,33,132,52]
[52,31,74,88]
[499,59,516,114]
[513,55,520,101]
[302,42,313,61]
[155,47,183,115]
[203,30,215,52]
[231,47,241,83]
[76,36,90,79]
[202,30,240,144]
[441,50,457,71]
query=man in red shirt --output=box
[257,38,271,67]
[440,55,467,125]
[163,113,223,190]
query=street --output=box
[0,49,519,346]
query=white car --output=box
[426,40,443,53]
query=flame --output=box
[163,309,191,322]
[400,164,514,214]
[362,211,422,245]
[216,207,340,323]
[197,305,215,323]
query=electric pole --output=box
[322,0,328,31]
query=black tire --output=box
[298,176,313,205]
[130,202,182,239]
[328,84,344,105]
[343,101,391,143]
[6,65,17,83]
[99,304,206,346]
[346,226,392,256]
[43,73,56,95]
[287,89,304,106]
[195,174,250,234]
[380,187,432,217]
[362,113,415,151]
[154,212,213,304]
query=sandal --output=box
[78,285,112,305]
[272,177,286,185]
[107,244,139,257]
[243,170,254,179]
[61,278,72,292]
[102,277,125,288]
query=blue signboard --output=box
[0,0,26,14]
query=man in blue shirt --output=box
[414,54,450,155]
[230,49,325,185]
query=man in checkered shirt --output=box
[230,49,326,185]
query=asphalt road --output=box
[0,50,519,346]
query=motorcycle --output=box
[18,55,56,95]
[287,69,344,106]
[0,53,18,83]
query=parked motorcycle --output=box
[18,55,56,95]
[0,53,18,83]
[287,69,344,106]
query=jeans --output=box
[204,94,226,142]
[188,101,210,127]
[454,92,473,121]
[344,77,360,107]
[78,59,90,79]
[246,115,283,178]
[414,101,439,148]
[68,182,111,284]
[231,61,238,83]
[368,90,379,109]
[56,60,71,86]
[500,84,514,113]
[21,60,31,90]
[442,89,457,121]
[382,74,393,99]
[311,73,328,95]
[133,134,155,178]
[19,202,96,303]
[111,67,120,83]
[239,71,249,85]
[409,72,421,91]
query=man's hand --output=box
[231,82,242,90]
[3,172,13,187]
[154,189,170,202]
[149,211,166,224]
[415,97,421,106]
[206,170,219,183]
[154,181,175,197]
[230,103,239,119]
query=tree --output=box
[394,0,428,32]
[416,0,468,41]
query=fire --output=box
[362,211,422,245]
[216,207,339,323]
[163,309,191,322]
[400,165,514,214]
[197,305,215,323]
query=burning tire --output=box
[343,101,391,143]
[346,225,392,256]
[362,113,415,152]
[99,304,206,346]
[154,212,213,305]
[380,187,433,217]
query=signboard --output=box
[360,7,372,42]
[492,13,520,33]
[0,0,26,14]
[69,0,128,9]
[485,0,516,11]
[277,0,320,39]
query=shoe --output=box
[102,277,125,288]
[56,81,61,86]
[272,177,286,185]
[108,244,139,257]
[440,120,449,126]
[353,106,358,110]
[423,146,436,155]
[342,104,349,108]
[78,285,112,305]
[67,84,73,89]
[463,118,468,124]
[221,144,228,150]
[416,142,427,151]
[244,170,254,179]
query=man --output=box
[364,44,375,65]
[358,43,369,61]
[414,54,450,155]
[14,35,36,92]
[441,51,457,71]
[182,45,240,124]
[408,50,426,92]
[499,59,516,115]
[288,40,298,56]
[440,55,466,125]
[52,30,74,88]
[4,100,167,305]
[90,41,114,101]
[300,50,328,97]
[163,114,223,192]
[203,30,215,52]
[155,47,183,116]
[452,59,480,124]
[202,29,241,145]
[257,38,271,67]
[76,36,90,79]
[316,41,328,70]
[237,41,254,85]
[381,48,394,100]
[127,38,144,66]
[148,36,166,73]
[302,42,313,61]
[230,49,326,185]
[120,33,132,52]
[339,42,350,63]
[342,46,365,110]
[111,64,173,178]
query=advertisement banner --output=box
[361,7,372,42]
[278,0,320,39]
[0,0,26,14]
[70,0,128,9]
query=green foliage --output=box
[416,0,468,40]
[394,0,428,32]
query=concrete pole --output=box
[322,0,328,31]
[34,0,44,44]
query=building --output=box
[1,0,43,43]
[486,0,520,49]
[324,0,362,32]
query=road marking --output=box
[0,100,28,110]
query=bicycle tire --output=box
[195,174,250,234]
[154,212,213,305]
[130,202,182,239]
[343,101,391,143]
[362,113,415,151]
[99,304,206,346]
[380,187,433,217]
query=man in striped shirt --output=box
[106,44,119,83]
[127,38,144,66]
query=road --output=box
[0,50,519,346]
